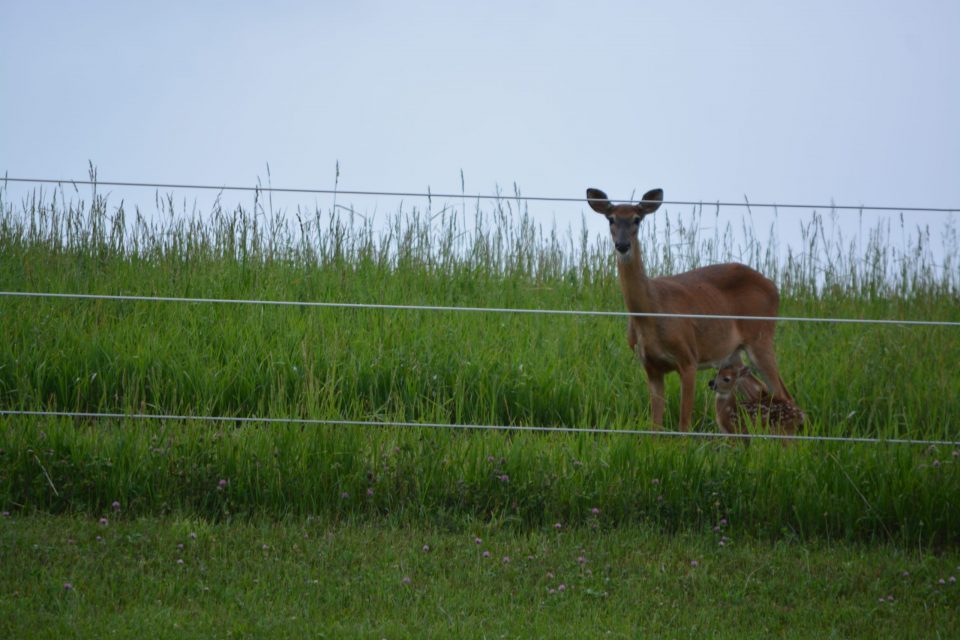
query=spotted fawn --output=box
[708,365,804,436]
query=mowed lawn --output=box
[2,513,958,639]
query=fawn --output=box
[708,365,804,436]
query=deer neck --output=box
[616,243,659,329]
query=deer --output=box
[587,186,792,431]
[709,365,805,436]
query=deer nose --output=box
[615,241,631,254]
[708,380,716,390]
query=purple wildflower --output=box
[111,501,121,511]
[98,517,108,526]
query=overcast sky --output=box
[2,1,958,243]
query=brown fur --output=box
[587,187,792,431]
[710,365,805,436]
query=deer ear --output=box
[586,188,612,214]
[637,188,663,215]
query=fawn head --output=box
[708,365,745,397]
[708,365,769,402]
[586,187,663,260]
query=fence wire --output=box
[1,410,957,447]
[2,291,958,327]
[3,176,959,213]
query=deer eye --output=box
[633,216,642,225]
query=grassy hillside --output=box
[1,184,958,544]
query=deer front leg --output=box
[645,368,666,428]
[677,364,697,431]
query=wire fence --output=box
[2,290,958,327]
[3,176,959,213]
[2,410,957,447]
[2,175,958,446]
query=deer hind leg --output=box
[745,339,793,403]
[645,368,666,428]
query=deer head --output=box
[586,187,663,260]
[708,365,769,402]
[708,366,740,396]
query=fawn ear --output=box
[636,188,663,215]
[586,188,612,214]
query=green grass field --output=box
[3,514,959,638]
[1,182,959,635]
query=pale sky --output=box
[2,1,958,241]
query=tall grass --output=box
[0,180,958,544]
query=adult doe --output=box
[587,186,792,430]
